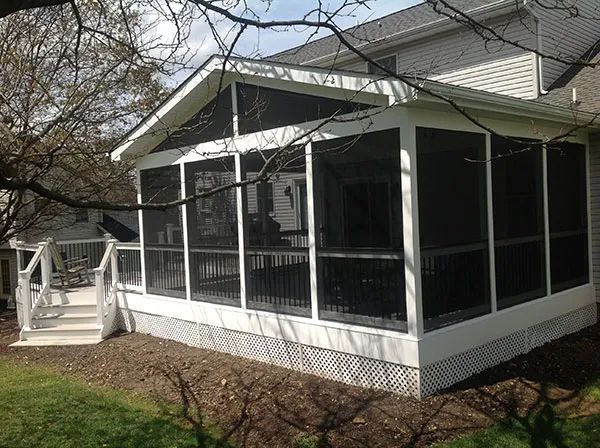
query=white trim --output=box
[305,142,319,321]
[136,167,148,295]
[118,291,420,366]
[235,153,248,309]
[543,144,551,296]
[486,133,497,313]
[180,162,192,301]
[399,110,423,338]
[418,283,595,365]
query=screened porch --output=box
[136,79,590,336]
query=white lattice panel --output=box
[527,304,597,350]
[420,330,527,397]
[114,304,597,399]
[302,345,420,396]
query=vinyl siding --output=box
[337,13,537,99]
[590,132,600,302]
[535,0,600,90]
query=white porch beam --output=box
[180,162,192,301]
[486,133,498,313]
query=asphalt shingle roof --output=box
[536,42,600,113]
[271,0,492,65]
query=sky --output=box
[157,0,422,79]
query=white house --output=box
[14,0,600,397]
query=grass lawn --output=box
[0,358,228,448]
[442,380,600,448]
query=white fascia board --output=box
[301,0,522,67]
[112,56,414,161]
[415,81,600,129]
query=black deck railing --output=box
[421,243,490,330]
[190,247,240,303]
[318,251,406,329]
[117,247,142,289]
[145,245,186,297]
[247,248,310,315]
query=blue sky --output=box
[166,0,422,70]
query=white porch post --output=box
[136,168,148,296]
[486,133,498,313]
[40,242,51,305]
[305,142,319,320]
[235,153,248,309]
[399,110,424,338]
[180,162,192,301]
[232,82,248,309]
[543,144,552,296]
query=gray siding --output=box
[590,132,600,302]
[536,0,600,90]
[337,14,537,99]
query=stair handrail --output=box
[94,239,119,326]
[18,241,52,330]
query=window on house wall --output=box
[296,183,308,231]
[492,136,546,308]
[1,260,10,296]
[547,143,589,293]
[313,129,406,331]
[367,55,398,76]
[152,87,234,153]
[75,208,89,223]
[417,127,490,331]
[256,181,274,214]
[236,83,372,135]
[242,146,310,316]
[140,165,186,298]
[185,156,240,306]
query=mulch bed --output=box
[1,310,598,448]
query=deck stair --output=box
[11,238,120,347]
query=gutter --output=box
[524,0,549,96]
[417,80,599,127]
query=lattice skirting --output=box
[114,303,597,398]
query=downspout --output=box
[525,0,548,95]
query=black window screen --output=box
[152,87,234,153]
[492,136,546,308]
[547,143,589,293]
[417,127,490,331]
[236,83,371,135]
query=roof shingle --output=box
[271,0,493,65]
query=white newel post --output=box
[40,242,51,305]
[94,267,104,326]
[19,271,31,330]
[109,241,119,291]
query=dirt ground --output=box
[1,310,598,448]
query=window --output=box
[242,147,310,316]
[140,166,186,299]
[1,260,10,296]
[256,182,274,214]
[492,136,545,308]
[314,129,406,331]
[547,143,589,293]
[296,182,308,231]
[417,127,490,331]
[75,208,89,223]
[367,55,398,76]
[185,156,240,306]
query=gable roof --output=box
[111,56,414,161]
[536,41,600,113]
[271,0,512,65]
